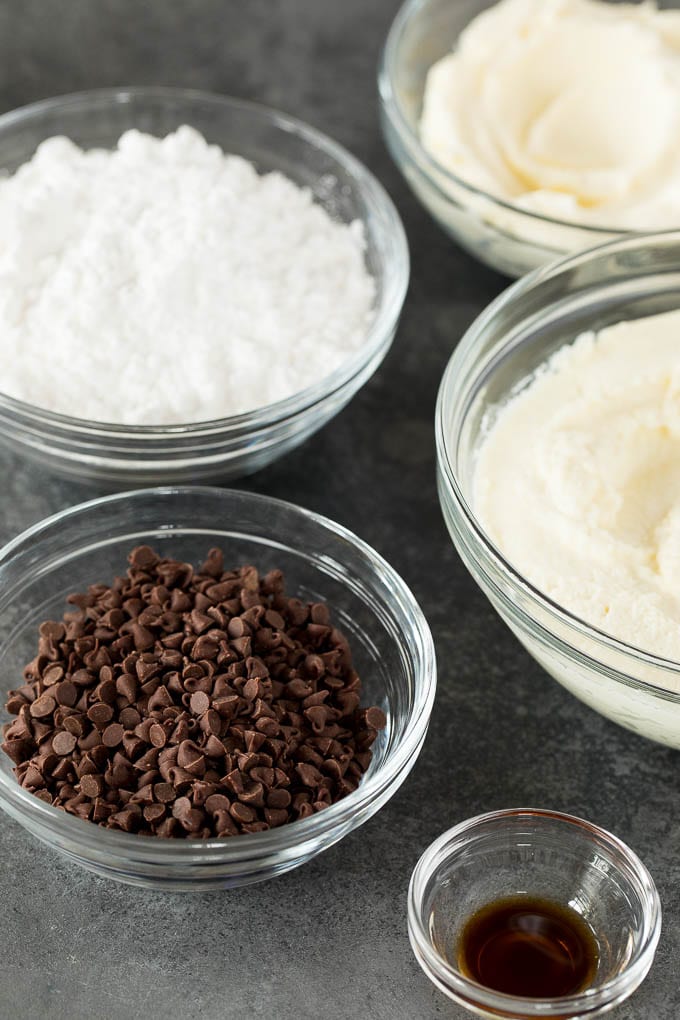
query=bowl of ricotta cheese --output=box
[380,0,680,276]
[437,229,680,749]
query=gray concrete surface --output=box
[0,2,677,1018]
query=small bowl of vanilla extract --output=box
[408,808,661,1019]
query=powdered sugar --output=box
[0,126,376,424]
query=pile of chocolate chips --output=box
[1,546,386,838]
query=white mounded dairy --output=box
[420,0,680,229]
[474,308,680,664]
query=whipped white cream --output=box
[474,308,680,663]
[421,0,680,229]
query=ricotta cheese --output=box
[474,308,680,662]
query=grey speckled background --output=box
[0,2,677,1018]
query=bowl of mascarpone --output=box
[436,229,680,749]
[379,0,680,277]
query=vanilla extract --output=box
[457,895,599,999]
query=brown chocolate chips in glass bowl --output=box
[2,544,386,838]
[0,486,435,888]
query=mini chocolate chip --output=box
[190,610,213,635]
[201,548,224,578]
[149,723,167,748]
[29,695,56,719]
[40,621,65,643]
[189,691,210,716]
[304,705,329,733]
[200,709,222,737]
[229,802,256,825]
[71,668,96,688]
[22,764,44,788]
[337,692,361,717]
[2,739,32,764]
[119,706,142,730]
[116,673,138,702]
[255,717,279,738]
[110,761,135,788]
[102,723,124,748]
[52,759,74,782]
[108,808,138,832]
[172,797,205,833]
[96,679,118,704]
[230,636,251,657]
[266,788,291,809]
[264,609,285,630]
[242,678,260,702]
[296,763,323,788]
[204,793,231,814]
[54,681,78,707]
[74,723,99,747]
[167,765,194,790]
[310,603,330,625]
[80,774,104,798]
[192,635,219,660]
[264,807,289,827]
[122,734,146,759]
[137,659,160,684]
[156,817,180,838]
[364,706,387,730]
[285,678,312,700]
[87,703,114,729]
[129,546,159,570]
[147,685,173,712]
[153,782,176,804]
[32,720,54,744]
[92,798,114,822]
[61,715,85,738]
[201,734,225,758]
[131,623,155,652]
[126,785,153,807]
[5,694,28,715]
[144,803,166,824]
[52,731,77,756]
[244,730,267,753]
[43,665,65,687]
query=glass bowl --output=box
[408,809,661,1019]
[0,487,436,889]
[437,230,680,749]
[0,87,409,485]
[379,0,638,278]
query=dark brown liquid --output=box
[457,896,598,999]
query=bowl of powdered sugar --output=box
[0,87,408,483]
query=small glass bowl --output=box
[379,0,630,277]
[0,87,409,485]
[436,229,680,749]
[408,809,661,1019]
[0,487,436,889]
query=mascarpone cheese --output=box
[421,0,680,229]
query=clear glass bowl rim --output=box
[408,807,662,1015]
[0,485,436,865]
[435,228,680,687]
[0,85,409,434]
[379,0,649,238]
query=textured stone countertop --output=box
[0,2,678,1018]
